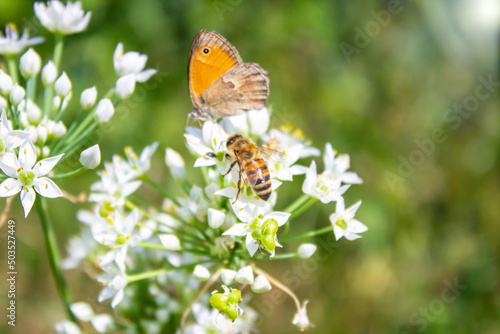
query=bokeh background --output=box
[1,0,499,333]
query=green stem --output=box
[37,197,78,324]
[138,242,212,256]
[52,166,87,179]
[127,268,168,283]
[282,194,316,237]
[43,35,64,117]
[289,197,317,220]
[281,225,333,243]
[283,193,311,214]
[6,56,18,83]
[140,174,181,206]
[270,252,298,259]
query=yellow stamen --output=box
[4,186,8,190]
[106,216,114,224]
[17,167,22,172]
[254,196,260,200]
[231,182,237,188]
[258,214,263,219]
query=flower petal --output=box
[18,140,36,169]
[0,178,21,197]
[20,186,36,217]
[34,177,62,198]
[222,223,248,236]
[246,233,259,257]
[33,154,64,176]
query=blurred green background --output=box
[1,0,499,333]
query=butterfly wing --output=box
[188,30,243,109]
[200,63,269,118]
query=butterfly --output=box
[188,30,269,121]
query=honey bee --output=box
[224,134,285,204]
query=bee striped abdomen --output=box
[244,157,272,201]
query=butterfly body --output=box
[188,30,269,121]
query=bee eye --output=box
[203,48,210,54]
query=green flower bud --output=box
[261,235,276,251]
[225,303,238,320]
[227,289,241,304]
[262,219,279,236]
[209,293,228,312]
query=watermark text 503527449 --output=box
[6,219,17,327]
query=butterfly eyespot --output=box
[203,48,210,54]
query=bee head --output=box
[226,134,243,149]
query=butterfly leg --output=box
[223,161,237,177]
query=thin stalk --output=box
[138,242,210,255]
[281,225,333,243]
[37,197,78,324]
[43,35,64,117]
[127,268,168,283]
[52,167,87,179]
[271,252,298,260]
[289,197,317,220]
[140,174,181,207]
[6,56,18,83]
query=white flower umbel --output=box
[34,0,92,35]
[94,98,114,123]
[54,72,71,97]
[185,121,229,167]
[0,140,63,217]
[322,143,363,185]
[80,144,101,169]
[124,142,158,178]
[192,265,210,281]
[263,127,321,159]
[223,210,290,257]
[221,107,270,137]
[329,199,367,241]
[298,243,317,259]
[42,61,58,86]
[19,48,42,78]
[95,209,141,273]
[302,161,349,204]
[113,42,157,82]
[292,300,312,331]
[165,147,185,180]
[0,70,13,95]
[0,110,30,162]
[115,73,136,99]
[0,24,44,56]
[96,264,128,308]
[251,274,272,293]
[80,86,97,110]
[54,320,81,334]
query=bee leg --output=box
[232,165,244,205]
[223,161,237,177]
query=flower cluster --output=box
[0,0,156,217]
[61,106,366,332]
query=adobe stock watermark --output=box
[385,74,499,191]
[339,0,412,64]
[212,0,244,21]
[400,277,467,333]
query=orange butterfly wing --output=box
[188,30,243,109]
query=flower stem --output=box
[43,35,64,117]
[140,174,181,207]
[37,197,78,324]
[289,197,318,220]
[283,193,311,214]
[281,225,333,243]
[6,56,18,83]
[52,166,87,179]
[270,252,298,260]
[127,268,168,283]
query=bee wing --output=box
[201,63,269,119]
[255,146,294,166]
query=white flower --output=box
[42,61,58,86]
[113,42,157,82]
[221,107,270,137]
[165,147,185,180]
[34,0,92,35]
[19,48,42,78]
[192,265,210,281]
[185,121,229,168]
[94,98,114,123]
[0,96,7,110]
[330,200,367,241]
[70,302,94,321]
[159,234,181,251]
[53,121,66,138]
[302,161,349,204]
[223,210,290,257]
[220,269,237,285]
[208,208,225,229]
[235,266,254,284]
[91,314,114,333]
[0,24,44,56]
[185,303,252,334]
[80,86,97,110]
[9,83,25,106]
[124,142,158,177]
[0,110,30,162]
[0,70,13,95]
[292,300,312,331]
[96,264,127,308]
[0,140,63,217]
[95,209,141,272]
[298,243,317,259]
[61,228,96,270]
[323,143,363,184]
[263,127,321,159]
[115,73,136,99]
[80,144,100,169]
[54,72,71,97]
[251,274,272,293]
[54,320,81,334]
